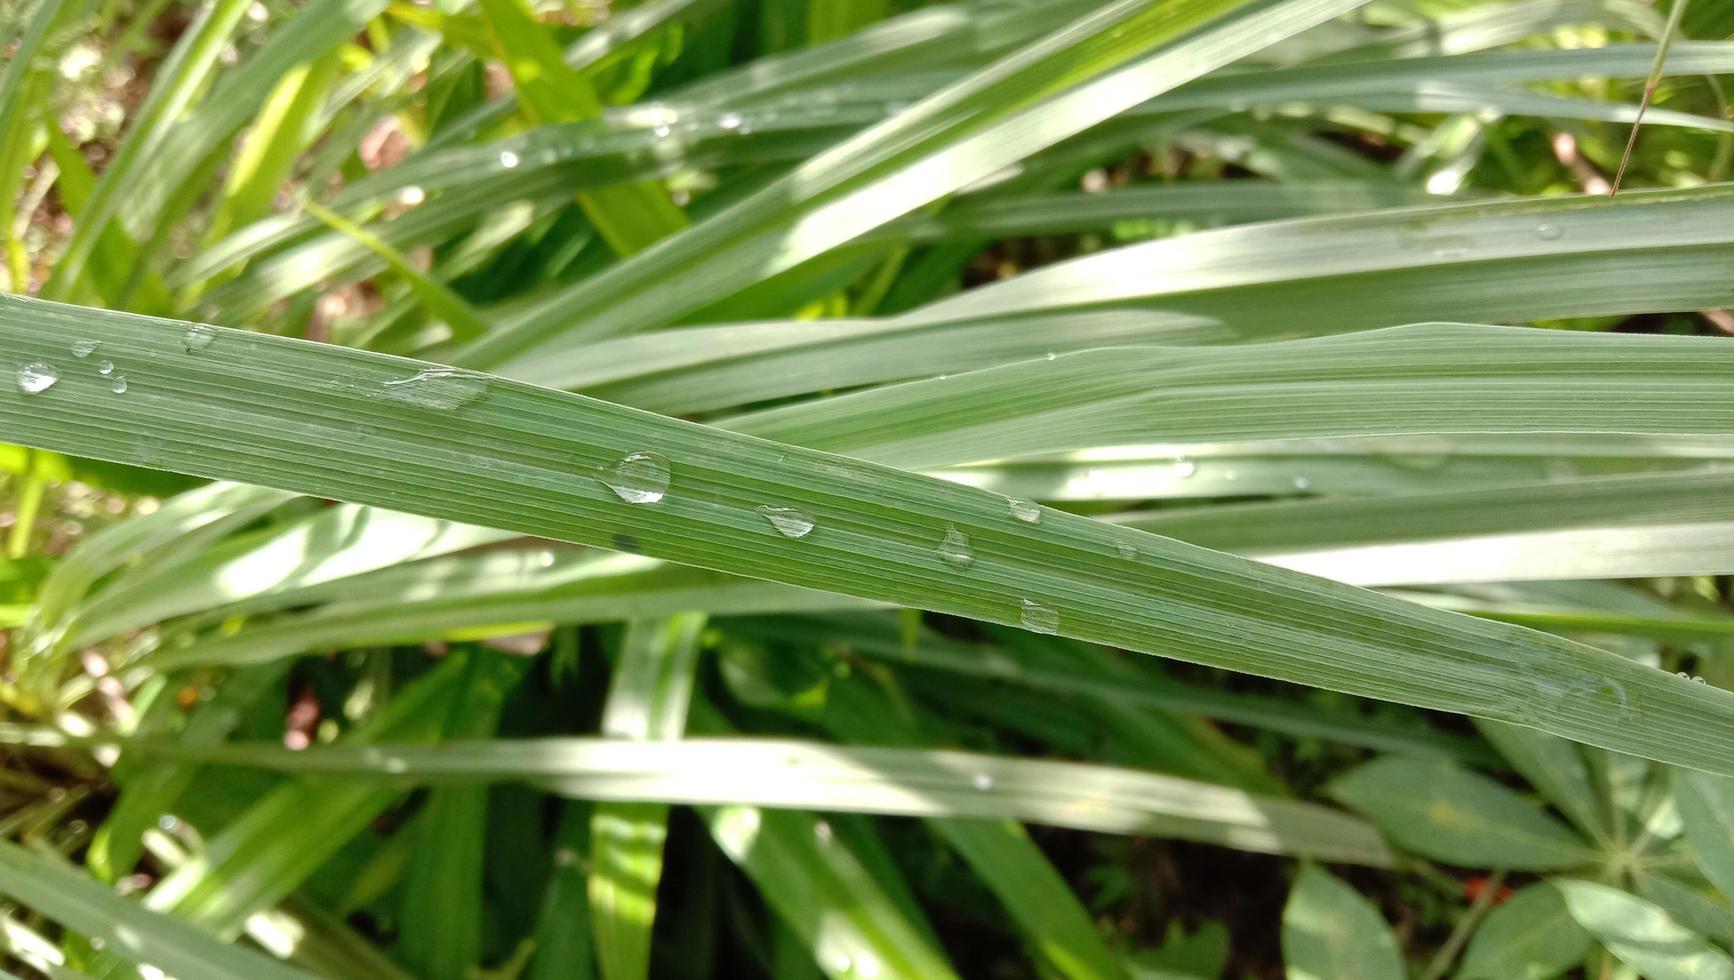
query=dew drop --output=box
[604,451,671,504]
[972,773,994,791]
[937,525,973,567]
[758,505,815,538]
[652,123,671,138]
[110,375,127,394]
[182,323,217,352]
[1696,676,1710,684]
[1115,542,1137,560]
[717,111,743,130]
[1536,223,1563,241]
[71,340,98,358]
[97,360,114,375]
[380,367,487,410]
[1008,498,1041,524]
[398,185,426,206]
[1174,458,1197,479]
[1293,475,1311,491]
[1044,351,1056,361]
[17,362,57,393]
[498,149,520,168]
[1678,671,1691,680]
[1019,599,1059,634]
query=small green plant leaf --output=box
[1459,881,1593,980]
[1281,866,1404,980]
[1328,756,1595,869]
[1553,878,1734,980]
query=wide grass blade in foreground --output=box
[4,295,1734,777]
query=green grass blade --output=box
[114,0,392,239]
[734,613,1497,764]
[0,840,313,980]
[726,323,1734,469]
[10,297,1734,780]
[40,0,254,303]
[515,186,1734,404]
[139,654,467,936]
[529,803,597,980]
[704,804,958,980]
[205,53,343,244]
[1122,470,1734,585]
[818,676,1129,980]
[0,0,86,291]
[299,198,496,344]
[58,735,1394,865]
[1613,0,1694,192]
[457,0,1375,365]
[62,500,509,648]
[398,653,522,980]
[476,0,687,257]
[590,615,706,980]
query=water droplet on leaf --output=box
[97,360,114,375]
[937,525,973,567]
[972,773,994,790]
[758,505,814,538]
[380,367,487,410]
[183,323,217,352]
[17,362,57,393]
[110,375,127,394]
[604,451,671,504]
[1174,458,1197,479]
[1008,499,1040,524]
[499,150,520,168]
[1019,600,1059,634]
[1115,542,1137,560]
[1536,223,1563,241]
[71,340,98,358]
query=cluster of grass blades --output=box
[5,0,1734,976]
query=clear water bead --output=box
[604,452,671,504]
[97,360,114,375]
[17,362,58,393]
[1019,600,1059,634]
[1174,458,1197,479]
[972,773,994,790]
[758,505,815,538]
[71,340,98,358]
[498,150,520,168]
[380,367,487,410]
[110,375,128,394]
[183,323,217,352]
[1008,498,1041,524]
[1115,542,1137,560]
[937,525,973,567]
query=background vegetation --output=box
[5,0,1734,976]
